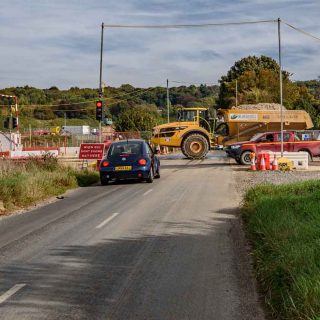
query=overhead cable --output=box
[104,19,277,29]
[1,86,158,109]
[170,80,216,86]
[104,86,157,100]
[105,87,157,106]
[283,21,320,42]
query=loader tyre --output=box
[181,133,209,159]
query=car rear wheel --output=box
[100,175,109,186]
[101,178,109,186]
[146,167,154,183]
[240,151,252,165]
[155,166,160,179]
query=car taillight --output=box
[138,159,147,165]
[102,160,109,167]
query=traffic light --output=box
[3,117,18,129]
[3,118,9,129]
[12,117,17,129]
[96,100,104,121]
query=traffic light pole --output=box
[1,94,19,131]
[99,22,104,98]
[7,98,12,133]
[278,18,284,157]
[14,96,19,133]
[99,22,104,144]
[99,121,102,143]
[166,79,170,123]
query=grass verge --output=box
[242,180,320,320]
[0,157,99,214]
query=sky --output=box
[0,0,319,89]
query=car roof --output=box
[111,139,145,145]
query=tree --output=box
[33,107,56,120]
[218,55,293,108]
[115,104,160,132]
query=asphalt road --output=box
[0,152,265,320]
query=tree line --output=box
[1,55,320,130]
[0,84,219,131]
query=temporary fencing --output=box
[20,130,153,149]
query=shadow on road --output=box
[0,212,264,320]
[161,162,239,170]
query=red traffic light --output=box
[96,101,103,108]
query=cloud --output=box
[0,0,319,89]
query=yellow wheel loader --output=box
[151,107,313,159]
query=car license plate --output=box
[115,166,132,171]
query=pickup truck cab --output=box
[226,131,320,165]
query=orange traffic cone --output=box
[272,154,279,171]
[260,155,266,171]
[250,154,256,171]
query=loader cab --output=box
[177,108,213,133]
[177,109,198,123]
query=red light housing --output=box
[138,159,147,166]
[96,101,102,108]
[102,160,109,167]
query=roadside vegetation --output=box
[0,156,99,214]
[242,180,320,320]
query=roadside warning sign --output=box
[79,143,105,159]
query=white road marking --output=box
[96,213,119,229]
[0,284,26,304]
[143,189,153,197]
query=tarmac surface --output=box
[0,152,265,320]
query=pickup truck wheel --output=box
[181,134,209,159]
[240,151,252,165]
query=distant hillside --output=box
[0,84,219,131]
[297,79,320,100]
[1,80,320,130]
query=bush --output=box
[0,159,99,213]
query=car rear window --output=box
[109,142,142,156]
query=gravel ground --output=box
[234,165,320,197]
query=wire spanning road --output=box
[0,153,264,320]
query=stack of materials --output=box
[231,103,287,111]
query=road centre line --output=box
[96,213,120,229]
[0,284,26,304]
[143,189,153,196]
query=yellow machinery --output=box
[49,126,61,135]
[151,107,313,159]
[152,108,214,159]
[215,109,313,146]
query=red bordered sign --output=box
[79,143,105,160]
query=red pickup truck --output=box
[226,131,320,165]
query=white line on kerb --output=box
[96,213,120,229]
[143,189,153,196]
[0,284,26,304]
